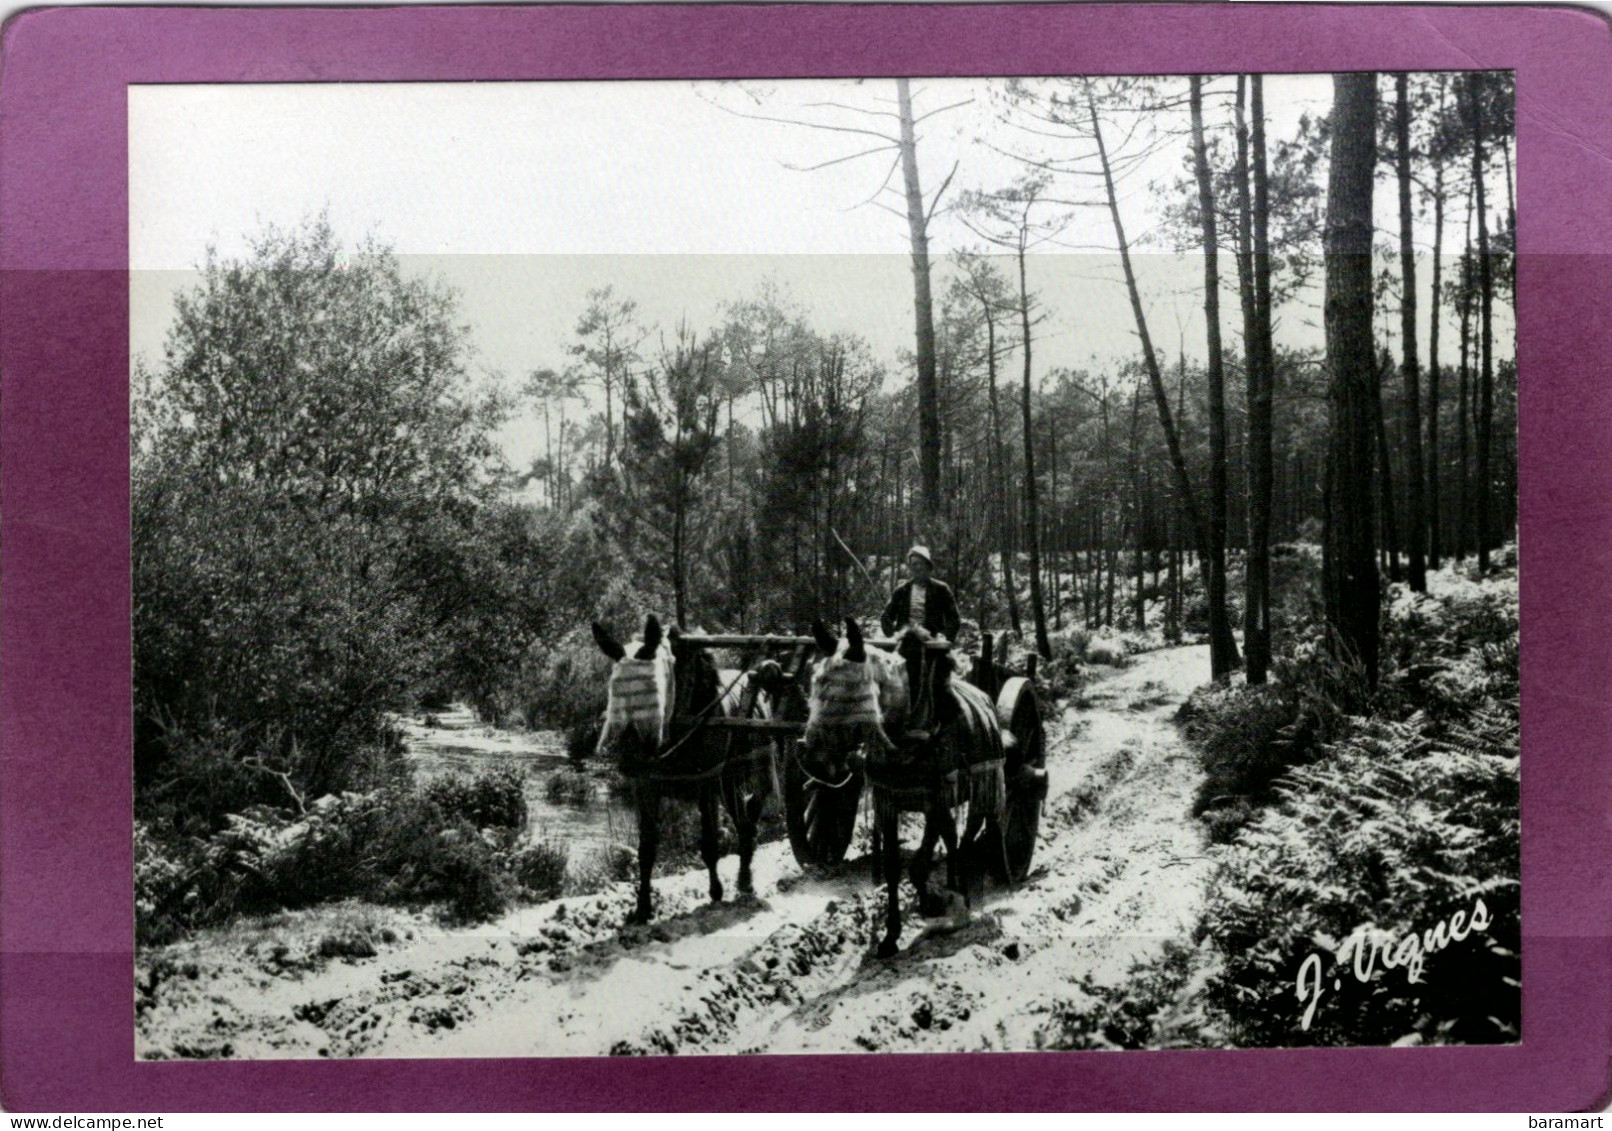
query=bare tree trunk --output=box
[1396,74,1428,591]
[1502,134,1516,238]
[1373,351,1401,583]
[982,312,1023,634]
[1467,73,1496,572]
[1322,72,1381,689]
[1087,84,1225,671]
[1427,75,1447,570]
[1050,424,1063,631]
[1017,234,1053,658]
[1236,75,1276,683]
[1130,381,1146,630]
[1458,185,1474,561]
[1190,76,1241,679]
[896,78,942,517]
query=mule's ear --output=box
[636,614,663,660]
[592,622,626,662]
[811,618,838,656]
[844,617,866,662]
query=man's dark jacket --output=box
[880,579,961,640]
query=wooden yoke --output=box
[670,631,955,739]
[670,633,951,653]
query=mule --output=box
[591,615,778,924]
[802,617,1007,958]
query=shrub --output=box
[1084,635,1129,667]
[544,768,597,807]
[426,826,518,924]
[1116,627,1170,657]
[565,843,637,897]
[277,789,516,923]
[509,839,569,901]
[1181,682,1305,832]
[494,628,614,749]
[136,775,531,942]
[1037,652,1086,701]
[423,767,529,835]
[1049,625,1091,660]
[135,822,197,946]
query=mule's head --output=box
[800,618,909,773]
[592,614,675,758]
[667,625,724,721]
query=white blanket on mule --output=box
[599,645,674,752]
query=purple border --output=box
[2,2,1609,1112]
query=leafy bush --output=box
[1115,626,1171,656]
[486,627,614,752]
[424,827,518,924]
[423,767,528,836]
[1084,634,1129,667]
[544,768,597,807]
[135,823,196,947]
[1181,682,1307,837]
[136,769,539,943]
[1036,651,1086,701]
[509,839,569,901]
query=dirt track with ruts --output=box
[136,644,1213,1059]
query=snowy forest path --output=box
[136,644,1214,1059]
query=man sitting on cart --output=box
[880,544,961,644]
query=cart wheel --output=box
[991,676,1047,883]
[783,743,865,869]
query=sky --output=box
[129,75,1515,470]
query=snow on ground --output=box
[137,644,1215,1059]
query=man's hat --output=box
[907,544,933,566]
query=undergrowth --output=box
[1178,547,1520,1047]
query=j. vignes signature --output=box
[1296,897,1493,1031]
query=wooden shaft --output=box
[672,717,806,732]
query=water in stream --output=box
[397,704,626,861]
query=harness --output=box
[624,665,773,785]
[808,647,1005,817]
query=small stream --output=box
[397,704,626,860]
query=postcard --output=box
[2,2,1608,1113]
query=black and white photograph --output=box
[131,72,1519,1059]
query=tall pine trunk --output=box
[982,311,1023,633]
[1235,75,1276,683]
[1322,72,1381,689]
[1467,73,1496,572]
[1131,382,1146,630]
[1087,83,1232,672]
[1396,74,1428,591]
[1427,75,1447,570]
[1374,350,1401,583]
[1190,76,1241,678]
[1017,235,1052,658]
[896,78,942,516]
[1457,185,1474,561]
